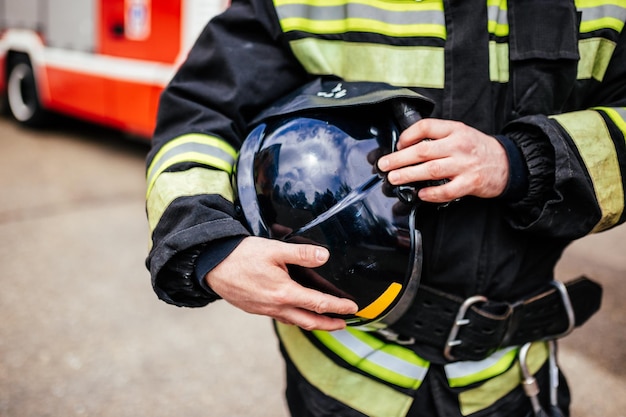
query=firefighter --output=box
[145,1,625,416]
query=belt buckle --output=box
[546,280,575,339]
[443,295,488,361]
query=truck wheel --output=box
[7,58,48,127]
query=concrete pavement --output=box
[0,115,624,417]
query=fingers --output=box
[272,285,358,331]
[397,118,458,149]
[377,119,455,173]
[376,118,510,201]
[289,285,358,316]
[255,278,358,331]
[384,155,453,185]
[415,178,462,203]
[378,143,434,173]
[274,307,350,331]
[276,240,331,269]
[207,237,358,331]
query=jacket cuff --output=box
[493,135,529,202]
[195,236,247,297]
[502,128,556,225]
[152,244,219,307]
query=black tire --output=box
[6,56,48,127]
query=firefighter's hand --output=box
[204,236,358,331]
[377,118,510,203]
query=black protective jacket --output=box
[146,0,626,333]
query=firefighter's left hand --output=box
[377,118,509,203]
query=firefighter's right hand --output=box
[204,236,358,331]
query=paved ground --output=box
[0,114,624,417]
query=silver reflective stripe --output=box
[487,0,508,36]
[147,141,236,186]
[276,3,445,27]
[579,1,626,33]
[277,323,415,417]
[317,328,532,389]
[444,346,518,387]
[329,329,429,382]
[146,134,237,197]
[274,0,447,39]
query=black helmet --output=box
[234,78,433,328]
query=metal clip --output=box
[548,340,561,412]
[375,328,416,346]
[519,342,544,416]
[443,295,487,361]
[546,280,575,340]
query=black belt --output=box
[384,276,602,362]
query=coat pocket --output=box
[509,0,579,61]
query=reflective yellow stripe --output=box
[146,168,234,235]
[487,21,508,39]
[280,17,445,38]
[444,346,518,387]
[594,106,626,231]
[577,0,626,6]
[458,342,549,416]
[310,327,527,392]
[488,41,509,83]
[580,16,626,34]
[486,0,509,83]
[577,37,617,81]
[284,326,550,415]
[356,282,402,320]
[276,323,414,417]
[312,327,429,389]
[275,0,443,12]
[288,38,445,88]
[551,110,624,232]
[146,134,237,197]
[274,0,446,88]
[600,106,626,133]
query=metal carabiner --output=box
[375,328,416,346]
[519,343,546,416]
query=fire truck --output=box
[0,0,228,138]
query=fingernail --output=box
[378,158,389,171]
[316,248,329,262]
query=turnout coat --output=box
[145,0,626,415]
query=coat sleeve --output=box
[503,24,626,240]
[145,0,308,307]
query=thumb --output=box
[277,241,330,269]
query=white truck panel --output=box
[46,0,97,52]
[0,0,95,52]
[2,0,41,30]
